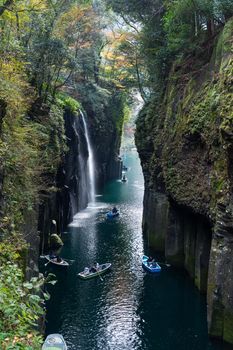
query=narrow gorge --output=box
[0,0,232,349]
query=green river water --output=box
[45,150,231,350]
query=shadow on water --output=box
[44,150,231,350]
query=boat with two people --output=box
[44,255,69,267]
[142,255,161,273]
[42,334,67,350]
[78,262,112,280]
[106,206,120,219]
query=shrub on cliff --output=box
[0,234,44,349]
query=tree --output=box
[164,0,233,54]
[105,0,233,99]
[0,0,14,16]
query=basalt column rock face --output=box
[38,109,89,252]
[135,20,233,344]
[62,109,89,216]
[143,189,169,252]
[208,202,233,344]
[84,104,123,189]
[79,83,125,190]
[164,204,184,267]
[143,190,212,292]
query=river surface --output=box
[45,150,231,350]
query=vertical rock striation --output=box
[78,82,125,189]
[37,108,87,253]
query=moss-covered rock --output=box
[49,233,64,251]
[136,19,233,344]
[223,310,233,344]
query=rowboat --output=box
[142,255,161,273]
[106,210,119,218]
[42,334,67,350]
[78,263,111,280]
[44,255,69,267]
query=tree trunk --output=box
[207,19,215,37]
[0,99,6,135]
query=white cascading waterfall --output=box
[80,110,96,203]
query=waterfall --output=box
[80,111,96,203]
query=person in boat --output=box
[49,233,64,260]
[84,267,89,275]
[90,267,97,273]
[56,256,62,263]
[112,207,118,214]
[90,262,99,273]
[49,252,62,263]
[147,256,155,265]
[122,174,126,181]
[49,252,57,259]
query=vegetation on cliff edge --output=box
[0,0,130,347]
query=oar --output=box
[97,271,103,281]
[62,258,75,263]
[41,256,74,264]
[44,260,51,267]
[157,262,171,267]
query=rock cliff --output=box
[76,81,125,188]
[135,20,233,344]
[39,83,125,251]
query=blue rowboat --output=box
[106,210,119,219]
[142,255,161,273]
[42,334,67,350]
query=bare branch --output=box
[119,14,140,34]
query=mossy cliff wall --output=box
[38,108,88,253]
[0,81,125,266]
[0,91,67,277]
[38,85,125,251]
[135,20,233,344]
